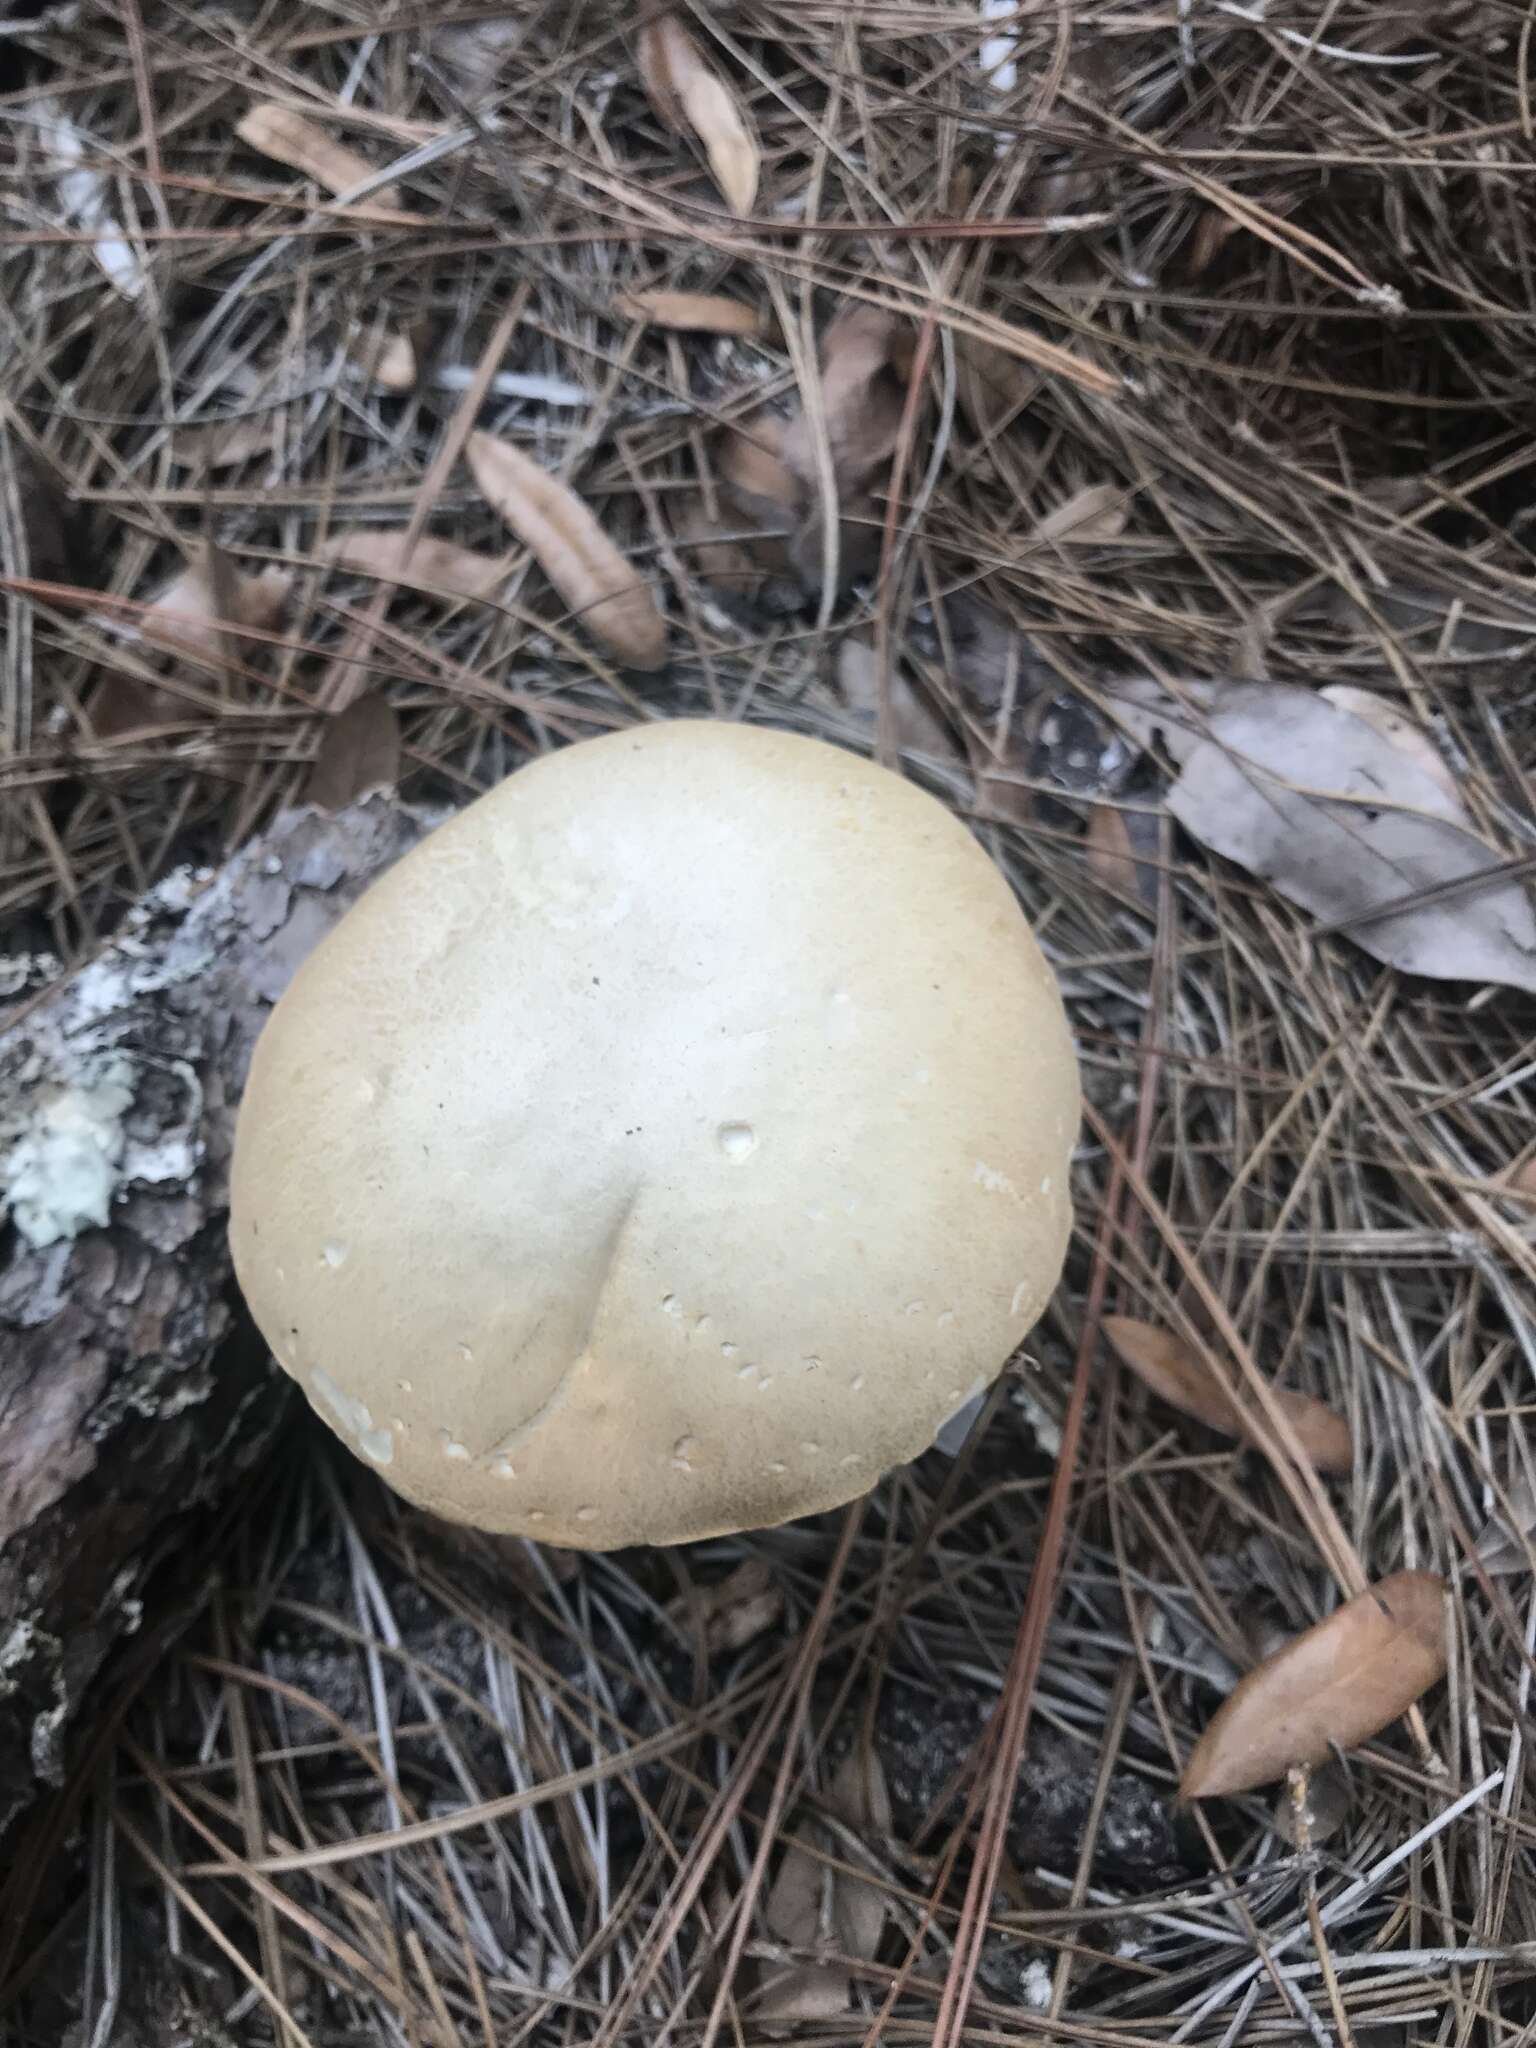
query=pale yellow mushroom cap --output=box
[229,721,1079,1547]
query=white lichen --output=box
[1,1055,136,1248]
[1019,1957,1054,2010]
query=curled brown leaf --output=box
[236,101,406,215]
[1182,1571,1448,1798]
[613,289,764,338]
[142,543,290,667]
[837,639,956,762]
[955,332,1038,443]
[1103,1315,1353,1474]
[719,415,798,533]
[780,303,912,502]
[635,16,759,216]
[322,529,508,601]
[466,431,667,669]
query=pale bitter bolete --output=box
[230,721,1079,1547]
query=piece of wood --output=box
[0,795,440,1840]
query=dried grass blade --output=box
[466,431,667,669]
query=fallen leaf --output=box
[306,694,401,811]
[754,1962,849,2024]
[355,326,417,393]
[764,1811,824,1951]
[1103,1315,1353,1474]
[781,303,912,502]
[955,331,1037,442]
[171,413,283,472]
[636,15,759,216]
[1033,482,1127,544]
[322,528,508,601]
[1085,803,1148,900]
[1181,1571,1448,1798]
[142,543,289,667]
[667,1558,784,1654]
[1186,206,1245,278]
[837,638,957,761]
[83,673,174,740]
[674,504,798,621]
[613,289,764,337]
[236,101,404,213]
[719,415,799,532]
[1113,680,1536,994]
[764,1745,889,1952]
[465,431,667,668]
[1319,684,1461,808]
[824,1746,890,1962]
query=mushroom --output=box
[229,721,1079,1547]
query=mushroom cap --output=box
[229,721,1079,1547]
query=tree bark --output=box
[0,795,439,1837]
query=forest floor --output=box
[3,4,1536,2045]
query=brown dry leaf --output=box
[764,1787,823,1945]
[667,1558,784,1655]
[323,528,508,602]
[306,695,401,812]
[613,289,764,338]
[635,16,759,216]
[465,431,667,668]
[781,304,912,501]
[236,102,405,213]
[1086,803,1138,894]
[1103,1315,1353,1474]
[1182,1570,1448,1798]
[171,414,282,472]
[1086,802,1159,906]
[838,638,957,762]
[719,416,799,532]
[758,1744,888,2022]
[143,543,290,667]
[824,1746,890,1962]
[358,327,417,393]
[1186,206,1245,278]
[755,1962,849,2024]
[1033,482,1128,544]
[956,332,1038,442]
[1113,679,1536,994]
[83,673,175,740]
